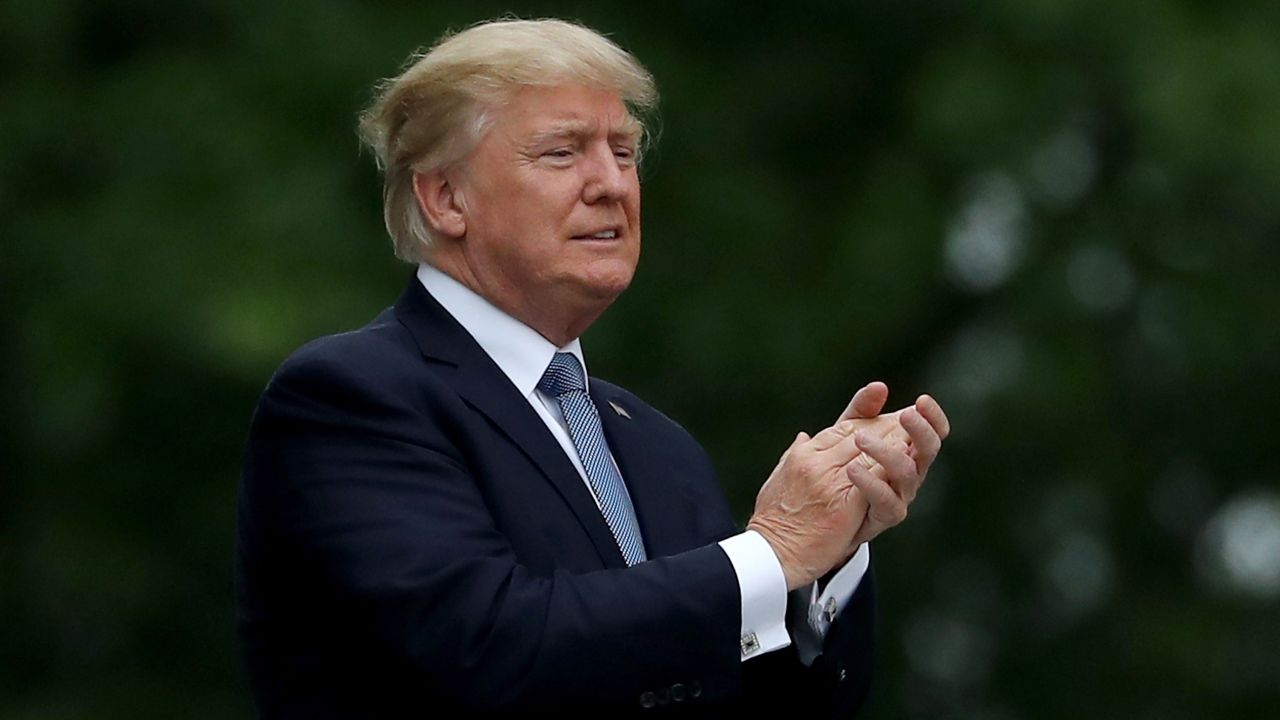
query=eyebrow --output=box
[527,117,643,146]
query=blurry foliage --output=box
[4,0,1279,718]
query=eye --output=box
[543,148,574,159]
[613,146,637,164]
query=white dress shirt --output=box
[417,263,868,664]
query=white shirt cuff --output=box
[793,543,871,665]
[718,530,791,662]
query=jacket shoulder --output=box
[591,378,698,440]
[588,377,723,500]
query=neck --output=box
[425,256,609,348]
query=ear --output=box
[412,170,467,240]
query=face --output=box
[430,83,642,342]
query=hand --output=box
[746,383,949,590]
[845,394,950,547]
[835,381,911,473]
[747,423,870,591]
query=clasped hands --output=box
[746,382,951,591]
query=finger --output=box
[815,404,908,455]
[855,450,878,471]
[856,430,921,502]
[811,413,898,452]
[901,407,941,474]
[824,431,868,467]
[854,452,898,487]
[842,486,871,550]
[915,394,951,440]
[836,381,889,422]
[846,458,907,527]
[881,419,910,445]
[798,427,867,478]
[782,430,810,456]
[771,431,810,474]
[855,430,916,485]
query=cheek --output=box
[520,180,581,230]
[627,181,642,222]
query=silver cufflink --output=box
[740,632,760,657]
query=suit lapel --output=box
[393,278,626,568]
[591,384,706,559]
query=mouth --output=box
[570,227,622,241]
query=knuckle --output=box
[871,481,890,501]
[843,462,861,481]
[885,460,908,480]
[788,444,812,461]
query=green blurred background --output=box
[4,0,1279,717]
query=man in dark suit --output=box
[237,18,949,718]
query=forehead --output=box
[492,83,641,140]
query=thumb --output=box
[837,381,889,422]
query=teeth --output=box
[589,230,617,239]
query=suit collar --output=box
[393,275,628,568]
[414,263,588,398]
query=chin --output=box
[581,278,632,305]
[577,260,636,299]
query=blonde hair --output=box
[358,18,658,263]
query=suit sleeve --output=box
[239,346,747,711]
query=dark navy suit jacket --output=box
[237,277,875,717]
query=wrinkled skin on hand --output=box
[747,382,951,590]
[845,388,949,547]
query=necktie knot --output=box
[538,352,586,397]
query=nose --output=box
[581,144,632,205]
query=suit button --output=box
[655,688,671,705]
[639,691,657,708]
[671,683,687,702]
[689,680,703,698]
[838,667,848,682]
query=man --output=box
[237,18,949,718]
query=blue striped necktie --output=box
[538,353,647,566]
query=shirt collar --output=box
[416,263,587,397]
